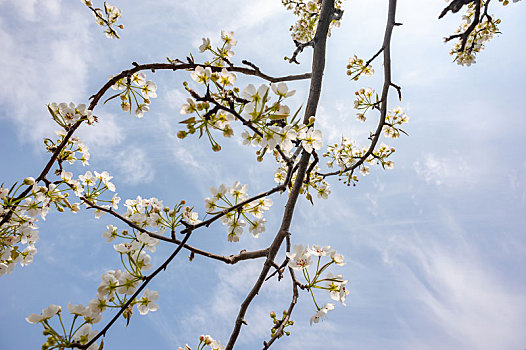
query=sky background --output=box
[1,0,526,349]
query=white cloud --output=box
[381,210,526,349]
[413,152,472,186]
[113,147,155,185]
[0,1,92,146]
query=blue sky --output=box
[1,0,525,349]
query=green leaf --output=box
[179,117,196,124]
[103,92,122,105]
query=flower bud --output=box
[308,116,316,123]
[23,177,35,185]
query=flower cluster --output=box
[346,55,374,81]
[44,131,90,166]
[25,285,160,350]
[25,197,197,349]
[48,102,95,128]
[204,182,273,242]
[121,197,200,236]
[383,106,409,139]
[26,304,101,350]
[238,83,305,159]
[353,87,379,123]
[176,32,245,151]
[447,3,501,66]
[324,138,397,186]
[282,0,343,44]
[82,1,123,39]
[108,72,158,118]
[197,30,237,66]
[286,244,348,325]
[177,334,225,350]
[0,176,86,276]
[269,310,294,339]
[275,158,330,203]
[62,170,119,218]
[178,67,238,150]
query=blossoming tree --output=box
[0,0,521,349]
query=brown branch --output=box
[286,40,315,64]
[442,0,482,52]
[81,197,268,264]
[0,61,309,229]
[224,1,335,349]
[262,227,305,349]
[319,0,399,178]
[73,231,193,349]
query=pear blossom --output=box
[271,82,295,98]
[135,103,150,118]
[330,250,346,266]
[190,66,213,84]
[199,37,211,52]
[310,303,334,325]
[286,244,312,270]
[137,288,159,315]
[248,218,266,237]
[131,72,146,86]
[67,302,89,316]
[117,271,140,294]
[73,324,99,350]
[299,127,323,153]
[25,304,61,324]
[221,30,237,46]
[308,245,331,256]
[218,68,236,86]
[140,81,158,98]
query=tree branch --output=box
[224,1,335,348]
[319,0,399,178]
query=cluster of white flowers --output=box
[346,55,374,81]
[448,3,500,66]
[48,102,94,128]
[286,244,348,325]
[204,182,273,242]
[324,138,397,185]
[122,196,200,235]
[274,158,330,202]
[62,169,119,218]
[282,0,342,44]
[44,131,91,166]
[110,72,158,118]
[82,1,123,39]
[197,30,237,66]
[178,334,225,350]
[0,175,88,276]
[25,284,159,349]
[384,106,409,139]
[175,32,243,151]
[353,87,378,123]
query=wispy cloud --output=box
[113,147,155,185]
[0,0,92,146]
[381,208,526,349]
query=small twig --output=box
[286,40,315,64]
